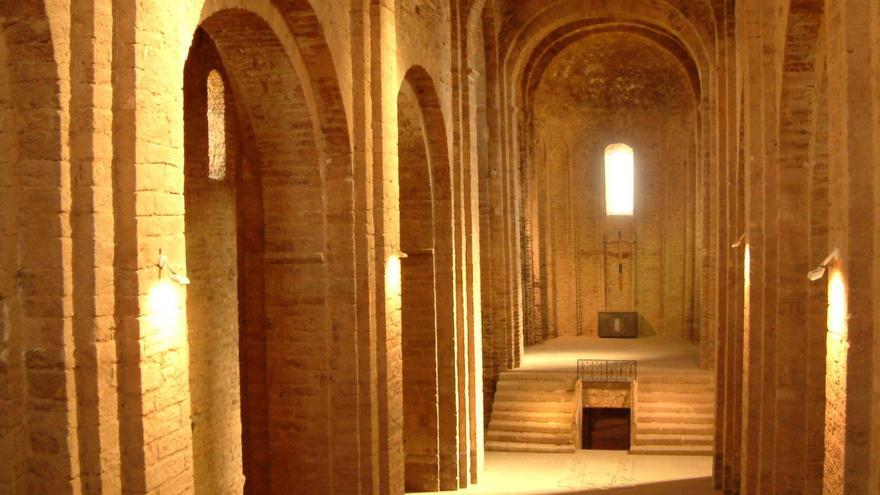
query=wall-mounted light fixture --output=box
[157,249,191,286]
[730,233,746,248]
[807,248,840,281]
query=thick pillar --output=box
[823,1,876,493]
[112,0,195,492]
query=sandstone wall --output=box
[529,32,698,340]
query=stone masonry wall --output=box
[530,32,698,340]
[183,31,243,495]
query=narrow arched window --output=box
[207,70,226,180]
[604,143,634,216]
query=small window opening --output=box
[207,70,226,181]
[604,143,634,216]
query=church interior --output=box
[0,0,878,494]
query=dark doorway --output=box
[583,408,631,450]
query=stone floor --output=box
[518,335,703,372]
[418,450,715,494]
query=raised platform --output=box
[492,335,715,457]
[518,335,704,374]
[434,336,717,494]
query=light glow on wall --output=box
[604,143,634,216]
[148,279,184,338]
[744,244,750,303]
[827,268,847,337]
[386,254,403,299]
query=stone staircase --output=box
[631,369,715,455]
[486,371,578,453]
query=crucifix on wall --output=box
[602,229,637,310]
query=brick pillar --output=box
[112,0,195,492]
[371,1,404,492]
[350,0,381,492]
[772,4,824,492]
[823,1,876,492]
[70,0,122,492]
[5,4,83,493]
[739,2,766,490]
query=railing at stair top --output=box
[577,359,638,383]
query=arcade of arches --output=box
[1,0,880,494]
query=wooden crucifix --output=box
[602,229,637,309]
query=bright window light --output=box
[605,143,634,216]
[207,70,226,181]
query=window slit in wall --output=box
[604,143,634,216]
[207,70,226,181]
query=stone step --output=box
[638,383,714,395]
[496,380,574,393]
[635,422,714,436]
[486,430,572,445]
[491,400,572,414]
[638,372,713,386]
[488,420,571,434]
[636,412,714,425]
[629,444,714,456]
[637,375,715,389]
[485,440,575,454]
[501,371,576,382]
[637,403,714,415]
[634,433,714,446]
[493,390,574,403]
[637,393,714,404]
[490,410,572,423]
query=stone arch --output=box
[396,65,459,491]
[182,4,356,493]
[502,0,715,99]
[0,2,69,493]
[194,0,352,161]
[499,0,717,50]
[520,22,702,111]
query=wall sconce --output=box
[157,249,191,286]
[807,247,840,281]
[730,233,746,248]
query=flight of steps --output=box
[486,371,578,453]
[631,369,715,455]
